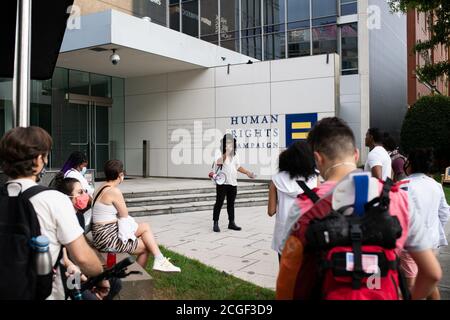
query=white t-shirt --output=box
[217,154,241,186]
[271,172,318,253]
[402,173,450,248]
[364,146,392,180]
[6,178,84,300]
[64,169,94,196]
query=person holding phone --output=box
[212,134,255,232]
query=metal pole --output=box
[143,140,150,178]
[12,0,32,128]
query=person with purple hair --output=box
[61,151,94,197]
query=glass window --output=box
[221,38,240,52]
[0,78,13,136]
[220,0,240,50]
[287,0,310,23]
[312,16,337,26]
[241,0,261,29]
[169,2,180,31]
[242,36,262,60]
[312,0,337,18]
[30,79,52,137]
[288,28,311,57]
[287,20,310,30]
[90,73,111,98]
[182,0,199,37]
[69,70,90,95]
[200,0,219,41]
[220,0,240,32]
[264,0,285,26]
[340,0,357,15]
[132,0,167,26]
[264,32,286,60]
[264,23,285,33]
[341,23,358,74]
[312,24,337,55]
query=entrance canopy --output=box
[57,9,256,78]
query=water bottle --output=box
[32,235,52,275]
[105,248,117,269]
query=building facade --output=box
[0,0,408,179]
[407,9,450,106]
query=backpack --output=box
[293,176,411,300]
[0,183,56,300]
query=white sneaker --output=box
[153,257,181,273]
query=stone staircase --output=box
[123,183,269,217]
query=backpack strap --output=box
[353,175,369,217]
[380,178,394,209]
[17,185,49,237]
[296,180,320,203]
[20,185,49,201]
[364,178,395,210]
[350,221,363,290]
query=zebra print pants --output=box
[91,222,139,254]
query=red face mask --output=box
[74,192,90,210]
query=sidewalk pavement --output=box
[135,206,279,290]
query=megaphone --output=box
[209,171,226,185]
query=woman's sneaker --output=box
[153,257,181,272]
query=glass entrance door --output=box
[66,94,112,177]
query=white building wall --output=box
[124,54,338,179]
[340,75,363,153]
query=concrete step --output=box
[122,183,268,199]
[128,197,269,217]
[125,189,269,207]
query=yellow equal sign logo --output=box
[291,122,312,130]
[292,132,309,140]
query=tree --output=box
[400,95,450,169]
[389,0,450,91]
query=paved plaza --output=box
[135,206,279,290]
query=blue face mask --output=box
[80,167,87,176]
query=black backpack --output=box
[0,183,55,300]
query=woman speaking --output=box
[212,134,255,232]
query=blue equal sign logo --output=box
[285,113,318,147]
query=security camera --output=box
[110,49,120,65]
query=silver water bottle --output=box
[32,235,52,275]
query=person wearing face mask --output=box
[60,151,94,197]
[0,127,103,300]
[91,160,181,272]
[212,134,256,232]
[55,177,122,300]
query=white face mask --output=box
[80,167,87,176]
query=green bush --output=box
[400,95,450,169]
